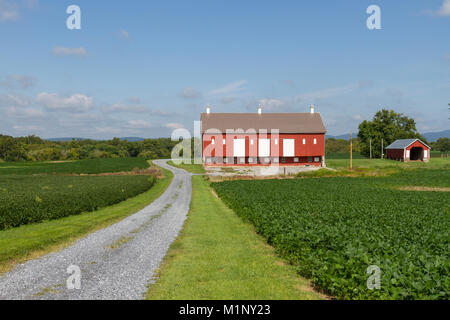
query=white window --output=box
[248,158,253,163]
[239,157,245,164]
[258,139,270,157]
[314,138,317,145]
[406,150,410,159]
[424,150,428,158]
[273,157,279,163]
[233,139,245,157]
[264,158,270,163]
[224,158,228,163]
[314,157,320,162]
[283,139,295,157]
[206,158,212,163]
[294,157,299,163]
[303,139,306,145]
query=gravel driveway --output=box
[0,160,192,300]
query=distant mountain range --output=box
[325,133,358,140]
[422,130,450,142]
[47,137,88,142]
[47,130,449,143]
[327,130,449,142]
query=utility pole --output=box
[369,138,372,160]
[350,133,353,171]
[381,138,384,159]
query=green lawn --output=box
[0,164,173,274]
[146,175,324,300]
[167,160,205,174]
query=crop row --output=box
[212,170,449,299]
[0,175,156,230]
[0,157,149,175]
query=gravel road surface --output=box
[0,159,192,300]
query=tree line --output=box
[0,136,180,162]
[1,108,448,162]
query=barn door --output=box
[233,139,245,157]
[283,139,295,157]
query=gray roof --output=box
[201,113,327,134]
[386,139,430,150]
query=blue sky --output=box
[0,0,449,139]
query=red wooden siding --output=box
[202,133,325,166]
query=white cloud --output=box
[105,103,149,113]
[6,106,45,118]
[118,29,130,40]
[1,74,36,89]
[95,126,122,135]
[103,103,175,117]
[127,97,141,104]
[352,115,363,121]
[0,0,18,22]
[13,125,41,132]
[179,87,201,99]
[52,47,87,57]
[0,94,30,108]
[36,92,94,113]
[0,0,38,22]
[437,0,450,16]
[25,0,39,9]
[295,83,360,102]
[259,98,287,111]
[219,96,237,104]
[127,119,152,129]
[208,80,247,96]
[165,123,185,130]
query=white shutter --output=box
[233,139,245,157]
[283,139,295,157]
[258,139,270,157]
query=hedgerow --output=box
[0,175,156,230]
[212,170,450,300]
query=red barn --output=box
[201,105,327,167]
[386,139,431,162]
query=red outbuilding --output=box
[201,105,327,167]
[386,139,431,162]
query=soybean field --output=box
[212,169,450,299]
[0,158,157,230]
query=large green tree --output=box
[358,109,424,158]
[0,135,27,162]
